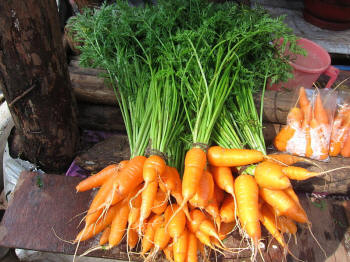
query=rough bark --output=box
[0,0,79,173]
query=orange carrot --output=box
[204,196,221,230]
[166,204,186,240]
[159,166,177,194]
[274,107,304,152]
[214,183,225,206]
[86,156,146,226]
[76,163,118,192]
[127,228,138,249]
[298,87,310,113]
[189,170,214,209]
[220,194,236,223]
[109,199,130,247]
[260,204,286,248]
[76,204,119,242]
[143,155,166,183]
[154,220,171,250]
[210,166,235,195]
[266,153,315,166]
[234,175,261,244]
[287,107,303,128]
[310,118,329,160]
[187,232,198,262]
[99,226,111,246]
[278,216,297,235]
[195,230,215,250]
[274,126,296,152]
[260,187,308,223]
[163,243,174,262]
[314,92,329,125]
[254,161,291,190]
[151,188,168,215]
[305,125,313,158]
[208,146,264,167]
[330,112,350,156]
[139,180,158,231]
[141,214,163,255]
[188,209,206,232]
[173,228,189,262]
[284,186,302,209]
[170,148,206,228]
[182,147,207,202]
[341,131,350,157]
[281,166,318,181]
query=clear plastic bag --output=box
[329,90,350,157]
[274,87,338,160]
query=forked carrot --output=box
[254,161,291,190]
[208,146,264,167]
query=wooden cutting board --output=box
[0,171,349,262]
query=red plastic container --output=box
[268,38,339,90]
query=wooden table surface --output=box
[0,172,349,261]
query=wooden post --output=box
[0,1,79,173]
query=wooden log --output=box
[77,102,125,131]
[74,134,130,172]
[0,171,349,262]
[70,72,116,105]
[0,1,79,173]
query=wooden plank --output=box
[0,172,348,262]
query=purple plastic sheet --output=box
[65,129,117,177]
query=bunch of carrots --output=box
[72,146,329,261]
[274,87,335,160]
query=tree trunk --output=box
[0,0,79,173]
